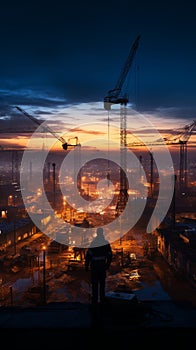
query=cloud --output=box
[0,92,195,149]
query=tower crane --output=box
[104,35,141,215]
[15,106,80,150]
[127,119,196,194]
[104,35,141,110]
[15,106,82,208]
[167,120,196,193]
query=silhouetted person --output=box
[85,227,112,304]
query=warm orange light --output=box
[1,210,7,218]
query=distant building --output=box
[156,219,196,285]
[0,216,38,251]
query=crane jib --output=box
[15,106,80,150]
[104,34,141,109]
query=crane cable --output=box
[107,109,111,186]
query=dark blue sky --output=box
[0,0,196,135]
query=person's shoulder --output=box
[104,240,112,247]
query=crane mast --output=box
[104,35,141,216]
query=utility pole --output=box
[172,174,177,230]
[52,162,56,209]
[150,151,154,198]
[42,246,46,304]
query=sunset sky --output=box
[0,0,196,150]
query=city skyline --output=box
[0,1,196,337]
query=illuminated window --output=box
[1,211,7,219]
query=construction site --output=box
[0,36,196,324]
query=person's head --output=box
[96,227,104,237]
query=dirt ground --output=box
[1,231,196,308]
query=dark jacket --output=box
[85,235,112,272]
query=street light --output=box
[42,245,47,304]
